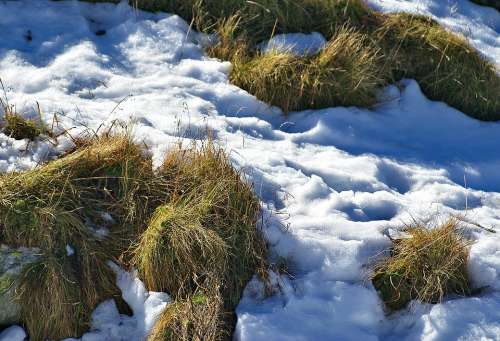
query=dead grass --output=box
[376,13,500,121]
[0,133,156,340]
[83,0,500,120]
[148,278,227,341]
[132,141,268,338]
[0,131,268,340]
[372,218,471,310]
[231,25,386,112]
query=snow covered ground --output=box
[0,0,499,340]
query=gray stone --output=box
[0,245,39,326]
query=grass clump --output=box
[231,26,386,112]
[377,13,500,120]
[0,131,268,340]
[132,142,268,339]
[372,218,471,310]
[148,279,226,341]
[0,89,43,140]
[0,133,155,340]
[83,1,500,120]
[127,0,372,41]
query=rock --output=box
[0,246,38,326]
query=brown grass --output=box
[0,133,155,340]
[132,141,268,339]
[372,218,471,310]
[231,25,386,112]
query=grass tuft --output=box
[377,13,500,120]
[133,141,268,338]
[231,25,386,112]
[148,279,226,341]
[0,131,267,339]
[2,112,42,140]
[84,1,500,120]
[0,133,155,340]
[372,218,471,310]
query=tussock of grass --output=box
[372,218,471,310]
[377,13,500,120]
[133,142,268,338]
[0,88,43,140]
[83,0,500,120]
[0,131,267,339]
[0,133,155,340]
[129,0,371,41]
[148,279,226,341]
[231,26,385,112]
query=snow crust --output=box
[0,0,499,340]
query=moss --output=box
[2,113,42,140]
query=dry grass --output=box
[372,218,471,310]
[148,279,227,341]
[132,142,268,338]
[376,13,500,120]
[231,26,386,112]
[82,0,500,120]
[0,131,268,339]
[0,133,155,340]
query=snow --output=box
[66,244,75,256]
[64,263,170,341]
[258,32,327,56]
[0,0,499,340]
[0,326,26,341]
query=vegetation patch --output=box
[133,142,268,339]
[101,0,500,120]
[229,25,386,112]
[0,96,43,140]
[376,13,500,121]
[0,131,267,340]
[2,112,42,140]
[372,218,471,310]
[0,133,157,340]
[148,278,226,341]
